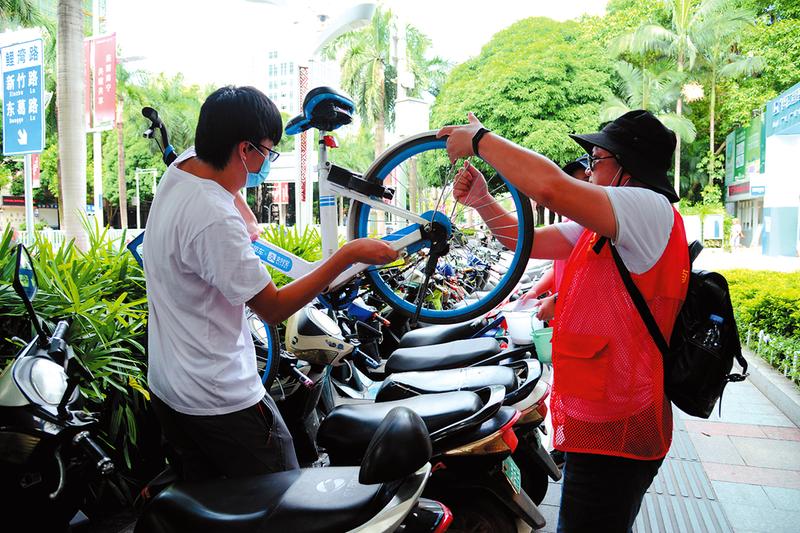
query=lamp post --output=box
[246,1,375,230]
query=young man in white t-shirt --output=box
[144,86,397,480]
[438,111,688,532]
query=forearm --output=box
[472,195,521,250]
[531,268,554,297]
[478,133,564,208]
[254,251,350,325]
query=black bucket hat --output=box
[562,155,589,177]
[569,110,678,203]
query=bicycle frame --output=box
[251,131,429,292]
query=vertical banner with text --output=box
[91,33,117,128]
[84,39,92,128]
[31,152,41,188]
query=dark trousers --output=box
[557,452,663,533]
[151,394,299,481]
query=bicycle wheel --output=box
[346,132,534,324]
[247,310,280,387]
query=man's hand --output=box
[343,238,399,265]
[436,112,485,163]
[453,161,490,207]
[535,294,557,322]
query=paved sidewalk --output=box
[534,349,800,533]
[693,247,800,273]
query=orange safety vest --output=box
[550,208,689,460]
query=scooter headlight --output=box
[30,358,68,405]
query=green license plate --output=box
[502,456,522,494]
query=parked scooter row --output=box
[245,304,547,531]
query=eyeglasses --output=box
[251,142,281,163]
[586,153,615,170]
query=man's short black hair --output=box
[195,86,282,170]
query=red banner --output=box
[31,153,40,188]
[91,34,116,127]
[273,182,289,204]
[84,39,92,128]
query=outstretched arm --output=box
[438,113,618,240]
[247,238,399,325]
[452,161,574,260]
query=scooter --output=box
[136,406,453,533]
[284,303,560,507]
[278,304,548,530]
[0,244,115,531]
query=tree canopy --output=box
[431,17,615,169]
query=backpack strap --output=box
[595,237,670,355]
[597,237,750,382]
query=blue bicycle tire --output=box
[248,312,280,387]
[346,132,534,324]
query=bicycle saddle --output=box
[285,86,355,135]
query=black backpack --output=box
[604,239,749,418]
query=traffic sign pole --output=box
[24,154,34,238]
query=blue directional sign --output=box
[2,38,45,155]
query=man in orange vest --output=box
[438,111,689,533]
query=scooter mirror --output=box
[14,244,37,302]
[12,244,47,341]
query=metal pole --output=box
[135,171,141,229]
[24,154,35,239]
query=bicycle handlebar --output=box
[141,106,177,166]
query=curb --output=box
[742,346,800,427]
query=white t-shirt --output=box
[554,187,674,274]
[144,148,271,416]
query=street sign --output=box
[2,38,45,155]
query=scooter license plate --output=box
[502,456,522,494]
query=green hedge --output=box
[722,269,800,385]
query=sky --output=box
[108,0,609,88]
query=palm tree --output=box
[600,60,698,143]
[622,0,734,197]
[0,0,44,27]
[56,0,88,249]
[323,7,446,157]
[695,7,764,162]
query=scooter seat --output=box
[398,318,485,348]
[136,467,386,533]
[386,337,501,374]
[319,391,482,465]
[375,366,518,402]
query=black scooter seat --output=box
[319,391,483,465]
[398,318,485,348]
[375,366,518,402]
[386,337,501,374]
[136,467,386,533]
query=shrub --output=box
[0,222,151,471]
[723,269,800,386]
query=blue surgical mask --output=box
[243,144,271,188]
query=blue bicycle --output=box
[133,88,535,389]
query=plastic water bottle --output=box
[703,314,724,350]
